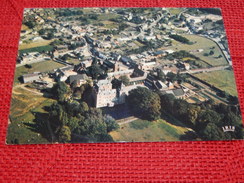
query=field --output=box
[7,86,55,144]
[193,69,238,96]
[14,60,64,83]
[168,8,186,15]
[167,34,229,66]
[110,119,190,142]
[102,20,118,29]
[19,45,54,54]
[19,40,53,51]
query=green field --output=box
[168,8,185,15]
[19,45,54,54]
[110,119,190,142]
[7,86,55,144]
[193,69,238,96]
[14,60,64,83]
[167,34,229,66]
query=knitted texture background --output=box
[0,0,244,182]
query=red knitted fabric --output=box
[0,0,243,182]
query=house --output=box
[144,74,157,89]
[120,56,133,65]
[74,61,92,73]
[107,68,134,79]
[138,61,156,71]
[22,73,40,83]
[184,63,190,70]
[155,80,168,90]
[177,62,190,70]
[153,50,165,57]
[55,65,76,82]
[67,74,88,86]
[111,52,121,61]
[129,67,147,83]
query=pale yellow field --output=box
[19,40,53,50]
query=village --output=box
[7,8,242,144]
[17,8,233,107]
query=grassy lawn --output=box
[110,119,190,142]
[66,58,81,65]
[7,86,55,144]
[19,45,54,54]
[19,40,54,51]
[102,20,118,29]
[167,34,229,66]
[14,60,64,83]
[97,13,120,21]
[193,69,238,96]
[168,8,185,15]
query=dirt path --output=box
[14,84,43,96]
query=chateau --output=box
[92,78,143,108]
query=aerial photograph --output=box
[6,8,243,144]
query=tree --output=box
[195,110,221,132]
[25,64,32,69]
[76,108,110,142]
[38,29,45,35]
[89,64,103,79]
[157,69,166,82]
[119,75,130,86]
[203,123,226,140]
[58,126,71,143]
[118,23,129,31]
[160,94,175,113]
[186,105,201,126]
[103,115,119,132]
[214,103,230,114]
[66,117,79,132]
[112,78,122,89]
[166,72,177,82]
[169,34,190,44]
[25,21,36,29]
[209,50,214,55]
[228,95,239,105]
[46,32,54,40]
[49,102,65,133]
[52,82,69,101]
[173,99,189,119]
[80,101,89,114]
[127,87,161,120]
[222,112,240,127]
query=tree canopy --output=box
[127,87,161,120]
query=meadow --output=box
[193,69,238,96]
[167,34,229,66]
[110,119,190,142]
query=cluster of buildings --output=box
[19,8,230,108]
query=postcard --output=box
[6,7,243,144]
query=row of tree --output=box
[127,87,243,140]
[169,34,190,44]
